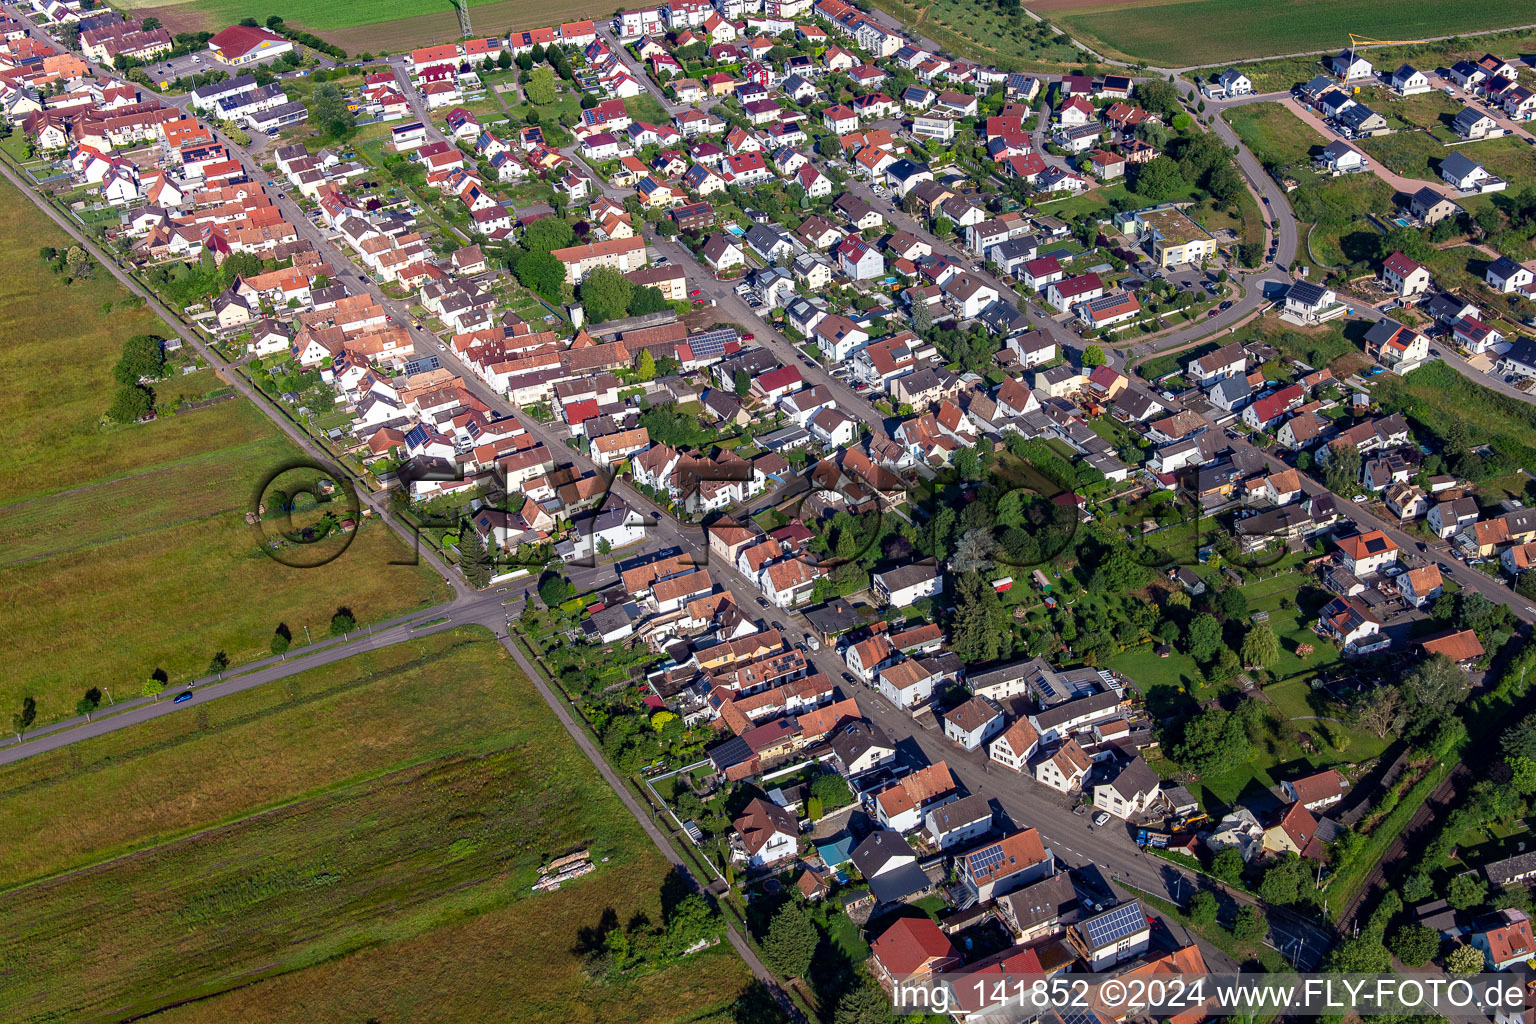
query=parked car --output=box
[1093,811,1111,826]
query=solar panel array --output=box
[1082,901,1145,947]
[401,355,442,376]
[686,328,739,359]
[967,841,1008,877]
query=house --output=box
[1484,851,1536,891]
[925,793,993,850]
[1315,140,1368,175]
[1453,108,1499,140]
[1408,187,1462,225]
[1265,802,1325,860]
[1381,251,1431,296]
[1429,497,1479,539]
[830,720,897,778]
[1317,594,1383,650]
[874,761,957,834]
[1472,909,1536,971]
[1069,902,1150,971]
[700,234,745,272]
[1487,255,1535,294]
[988,718,1040,773]
[1397,564,1444,608]
[1046,273,1103,312]
[1389,64,1430,95]
[1441,151,1505,193]
[1280,768,1347,812]
[731,797,799,868]
[874,562,944,608]
[869,917,961,991]
[837,235,885,280]
[998,872,1077,943]
[1187,342,1246,384]
[1326,50,1373,81]
[1284,280,1342,323]
[1092,756,1160,819]
[850,829,930,904]
[1215,68,1252,97]
[958,828,1052,903]
[1336,530,1400,577]
[1363,319,1430,370]
[878,658,939,709]
[944,696,1005,751]
[1034,737,1093,793]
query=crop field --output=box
[867,0,1085,71]
[0,627,754,1022]
[0,629,518,888]
[1041,0,1536,67]
[0,175,445,724]
[136,0,620,51]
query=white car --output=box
[1092,811,1111,827]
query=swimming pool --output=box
[725,224,745,236]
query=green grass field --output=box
[0,627,753,1022]
[1224,103,1319,171]
[1359,133,1536,191]
[1049,0,1536,67]
[0,175,446,724]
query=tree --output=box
[107,383,153,423]
[636,349,656,381]
[1240,624,1280,669]
[208,651,228,674]
[329,608,356,636]
[760,905,816,978]
[1211,847,1245,884]
[629,285,669,316]
[1185,612,1223,663]
[1174,706,1251,777]
[114,334,165,385]
[514,250,565,302]
[1355,685,1404,739]
[141,678,165,701]
[1323,445,1362,496]
[539,573,573,609]
[1446,873,1488,911]
[1325,935,1390,973]
[949,571,1010,664]
[271,623,292,655]
[75,687,102,720]
[912,296,934,335]
[309,83,354,139]
[579,266,635,324]
[497,50,513,70]
[1186,889,1218,925]
[1445,944,1486,973]
[459,524,492,588]
[522,216,575,253]
[1081,344,1106,367]
[526,65,557,105]
[1403,654,1464,722]
[1133,156,1185,201]
[1232,905,1265,942]
[65,245,90,279]
[835,978,894,1024]
[811,772,852,809]
[733,369,752,398]
[1390,924,1440,968]
[665,893,719,951]
[11,696,35,740]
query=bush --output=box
[1186,890,1218,925]
[1390,924,1440,967]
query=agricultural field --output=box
[1042,0,1536,67]
[134,0,618,52]
[0,175,445,724]
[867,0,1086,70]
[0,626,754,1022]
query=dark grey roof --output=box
[928,792,992,832]
[1099,755,1159,798]
[1287,280,1329,307]
[830,720,893,768]
[1485,851,1536,885]
[1031,689,1119,731]
[1000,872,1077,930]
[850,828,914,874]
[708,735,755,770]
[875,561,942,592]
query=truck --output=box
[1135,829,1170,848]
[804,634,821,652]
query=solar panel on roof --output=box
[968,842,1008,876]
[401,355,442,376]
[1082,901,1145,947]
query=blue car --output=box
[173,691,194,704]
